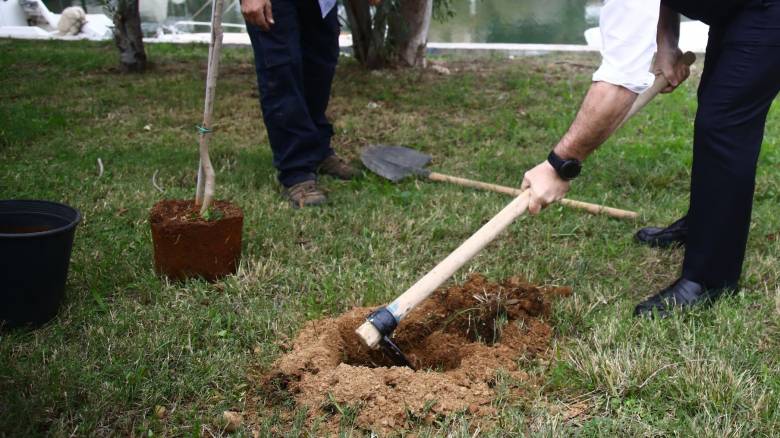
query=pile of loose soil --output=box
[253,274,570,434]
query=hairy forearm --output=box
[657,5,680,50]
[553,82,637,161]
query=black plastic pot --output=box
[0,200,81,328]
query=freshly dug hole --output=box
[254,274,570,434]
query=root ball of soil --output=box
[149,199,243,281]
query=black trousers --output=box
[245,0,340,187]
[677,0,780,289]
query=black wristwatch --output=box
[547,150,582,181]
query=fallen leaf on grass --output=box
[562,400,590,420]
[222,410,243,433]
[430,64,451,75]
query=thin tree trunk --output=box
[195,0,225,215]
[344,0,372,64]
[389,0,432,67]
[112,0,147,73]
[344,0,391,68]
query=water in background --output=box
[43,0,601,44]
[429,0,600,44]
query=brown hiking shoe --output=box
[317,154,360,180]
[284,180,327,208]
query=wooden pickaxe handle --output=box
[427,172,638,220]
[620,51,696,126]
[356,190,532,349]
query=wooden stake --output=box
[195,0,225,215]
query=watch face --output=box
[560,160,582,179]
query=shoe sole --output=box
[634,234,686,249]
[633,289,734,319]
[290,200,327,209]
[317,171,359,181]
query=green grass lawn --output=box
[1,40,779,437]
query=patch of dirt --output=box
[252,274,571,434]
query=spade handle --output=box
[356,190,532,349]
[427,172,637,220]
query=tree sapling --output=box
[148,0,244,281]
[195,0,225,216]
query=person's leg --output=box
[297,0,340,163]
[635,0,780,316]
[682,0,780,289]
[633,17,728,249]
[245,0,325,188]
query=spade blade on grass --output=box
[360,145,433,183]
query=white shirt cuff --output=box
[592,65,655,94]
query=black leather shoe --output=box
[635,215,688,248]
[633,278,727,318]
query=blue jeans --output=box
[245,0,339,187]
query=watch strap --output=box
[547,150,581,180]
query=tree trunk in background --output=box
[112,0,147,73]
[344,0,388,68]
[344,0,432,69]
[388,0,432,67]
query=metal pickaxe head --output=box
[364,307,414,369]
